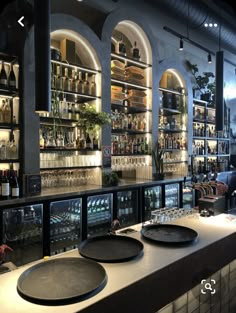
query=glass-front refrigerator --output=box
[50,198,81,255]
[144,185,162,221]
[117,190,138,228]
[165,183,179,208]
[183,184,194,209]
[87,193,113,237]
[2,204,43,266]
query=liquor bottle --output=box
[3,99,11,123]
[55,65,63,90]
[8,63,16,90]
[93,135,99,150]
[132,41,140,60]
[0,62,8,89]
[86,133,92,149]
[90,74,96,96]
[71,69,77,92]
[118,36,126,56]
[10,171,19,198]
[63,67,71,91]
[1,171,10,199]
[76,71,84,94]
[144,137,149,154]
[83,73,90,95]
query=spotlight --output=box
[208,53,212,64]
[179,38,183,51]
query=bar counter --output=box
[0,176,185,208]
[0,214,236,313]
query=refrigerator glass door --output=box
[2,204,43,266]
[50,198,81,255]
[144,186,162,221]
[117,190,138,228]
[165,183,179,208]
[87,193,113,237]
[183,184,194,209]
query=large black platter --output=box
[17,257,107,305]
[79,235,144,263]
[141,224,198,245]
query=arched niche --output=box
[50,29,101,71]
[109,19,153,180]
[157,61,192,179]
[23,14,104,180]
[111,20,152,65]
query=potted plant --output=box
[152,143,165,180]
[77,104,111,136]
[102,171,120,187]
[185,60,215,101]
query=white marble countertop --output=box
[0,214,236,313]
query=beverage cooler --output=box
[116,190,139,228]
[164,183,179,208]
[2,204,43,267]
[182,184,194,209]
[87,193,113,237]
[143,185,162,221]
[50,198,82,255]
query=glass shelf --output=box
[111,78,150,90]
[112,128,151,135]
[111,103,151,113]
[51,59,100,74]
[111,52,151,68]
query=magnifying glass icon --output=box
[205,283,213,291]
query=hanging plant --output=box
[77,104,111,133]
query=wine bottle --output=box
[0,62,8,89]
[8,63,16,90]
[3,98,11,123]
[119,36,126,56]
[132,41,140,60]
[86,133,92,149]
[55,65,63,90]
[10,170,19,198]
[1,171,10,199]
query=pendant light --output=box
[179,38,184,51]
[208,53,212,64]
[34,0,51,113]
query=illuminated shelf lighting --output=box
[111,79,150,90]
[111,53,151,68]
[159,87,183,96]
[51,88,101,99]
[51,60,100,74]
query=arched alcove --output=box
[109,19,153,181]
[23,14,104,189]
[158,62,192,180]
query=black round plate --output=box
[79,235,144,263]
[141,224,198,244]
[17,257,107,305]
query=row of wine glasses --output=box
[151,207,195,224]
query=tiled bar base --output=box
[157,260,236,313]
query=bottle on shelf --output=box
[83,73,90,95]
[93,134,99,150]
[86,133,92,149]
[71,69,77,92]
[55,65,63,90]
[132,41,140,60]
[8,63,16,91]
[76,71,84,94]
[1,170,10,200]
[90,74,96,96]
[118,36,126,56]
[63,67,71,91]
[10,170,19,198]
[0,61,8,89]
[3,99,11,123]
